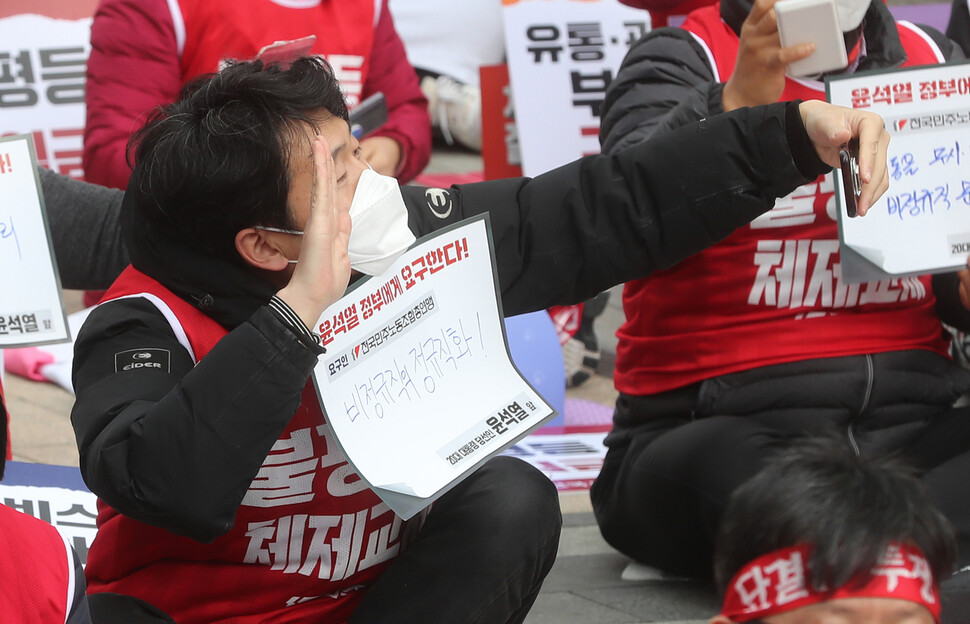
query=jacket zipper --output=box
[846,354,874,456]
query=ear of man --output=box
[235,228,293,272]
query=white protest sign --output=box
[0,134,69,347]
[312,216,556,519]
[828,61,970,281]
[502,0,649,177]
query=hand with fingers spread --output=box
[797,99,890,216]
[722,0,816,111]
[277,134,353,329]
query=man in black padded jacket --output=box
[69,57,888,622]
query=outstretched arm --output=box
[409,101,888,315]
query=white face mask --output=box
[346,168,415,275]
[835,0,869,31]
[257,168,415,275]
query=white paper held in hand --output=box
[311,215,557,519]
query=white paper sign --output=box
[503,0,649,177]
[0,134,69,347]
[828,61,970,281]
[312,216,556,519]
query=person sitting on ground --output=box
[710,438,957,624]
[69,55,887,622]
[591,0,970,586]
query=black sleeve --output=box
[599,27,724,155]
[66,547,93,624]
[917,22,967,61]
[406,102,828,316]
[39,166,129,290]
[71,297,321,541]
[947,0,970,57]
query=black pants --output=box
[90,457,560,624]
[350,456,562,624]
[591,352,970,579]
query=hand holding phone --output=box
[350,93,389,139]
[774,0,847,77]
[840,138,861,217]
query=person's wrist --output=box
[276,285,328,331]
[722,81,742,112]
[787,100,830,179]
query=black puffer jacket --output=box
[72,103,828,540]
[600,0,963,155]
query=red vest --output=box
[0,504,74,623]
[614,7,950,395]
[85,266,418,623]
[176,0,376,107]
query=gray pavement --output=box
[4,146,715,623]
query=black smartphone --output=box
[840,138,861,218]
[350,92,388,139]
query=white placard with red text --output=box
[312,216,556,519]
[0,134,69,347]
[502,0,649,177]
[828,61,970,281]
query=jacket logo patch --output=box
[424,188,453,219]
[115,348,171,373]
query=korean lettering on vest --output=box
[746,173,929,315]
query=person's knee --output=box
[458,457,562,549]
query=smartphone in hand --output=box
[775,0,848,77]
[350,93,389,139]
[840,138,861,218]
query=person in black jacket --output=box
[69,56,888,622]
[591,0,970,607]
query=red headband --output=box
[721,543,940,622]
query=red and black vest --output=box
[174,0,376,107]
[615,7,950,395]
[85,266,417,623]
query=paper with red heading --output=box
[311,215,556,519]
[828,61,970,282]
[0,134,70,347]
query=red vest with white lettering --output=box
[614,7,950,395]
[0,504,75,623]
[175,0,375,107]
[85,266,416,623]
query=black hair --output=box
[126,56,350,263]
[714,437,956,596]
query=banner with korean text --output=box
[828,60,970,282]
[0,2,93,180]
[502,0,649,177]
[312,215,556,519]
